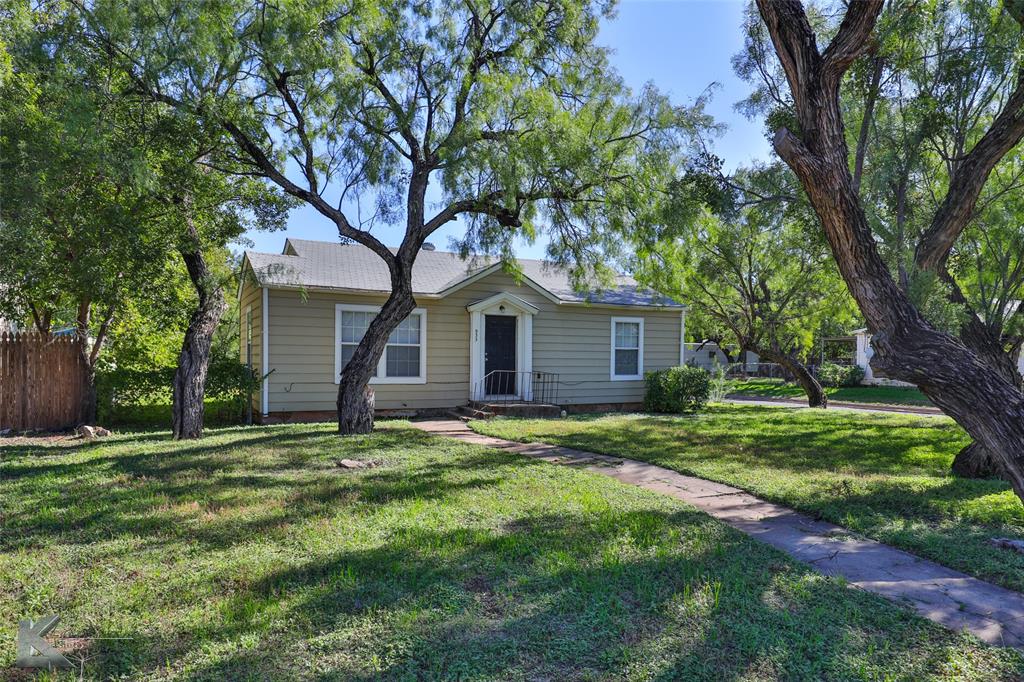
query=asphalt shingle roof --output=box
[244,238,682,308]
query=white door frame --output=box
[467,292,536,401]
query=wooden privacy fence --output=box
[0,332,87,432]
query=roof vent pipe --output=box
[421,242,436,251]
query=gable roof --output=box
[243,238,683,309]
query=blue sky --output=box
[241,0,771,258]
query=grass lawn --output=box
[472,405,1024,597]
[728,378,933,407]
[2,423,1021,679]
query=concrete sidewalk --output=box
[414,418,1024,649]
[726,395,943,416]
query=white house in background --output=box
[854,328,1024,386]
[238,238,686,420]
[683,341,759,372]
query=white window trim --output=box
[610,316,644,381]
[334,304,427,385]
[467,293,535,401]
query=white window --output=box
[610,317,644,381]
[335,304,427,384]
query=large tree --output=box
[635,163,853,407]
[1,2,288,434]
[79,0,705,433]
[158,152,291,439]
[744,0,1024,499]
[0,5,168,423]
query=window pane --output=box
[386,345,420,377]
[340,344,355,369]
[388,314,421,345]
[340,343,377,377]
[615,349,639,376]
[341,311,372,343]
[615,322,639,349]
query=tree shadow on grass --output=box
[4,423,1020,679]
[561,410,969,476]
[0,425,508,554]
[164,508,1018,681]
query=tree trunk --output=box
[762,348,827,408]
[336,286,416,434]
[73,299,113,426]
[171,238,227,440]
[80,364,97,426]
[952,441,1004,480]
[948,313,1021,478]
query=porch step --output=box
[451,405,496,421]
[470,402,562,418]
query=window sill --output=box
[610,374,642,382]
[335,376,428,385]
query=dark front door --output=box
[484,315,517,395]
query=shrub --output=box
[708,364,730,402]
[644,366,711,414]
[97,359,260,427]
[817,362,865,388]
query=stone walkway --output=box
[414,419,1024,648]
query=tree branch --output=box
[219,120,394,266]
[820,0,885,88]
[915,72,1024,271]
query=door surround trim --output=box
[467,292,535,401]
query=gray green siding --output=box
[238,275,263,412]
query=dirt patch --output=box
[0,432,79,447]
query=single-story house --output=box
[239,238,686,420]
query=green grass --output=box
[2,423,1020,679]
[728,378,933,407]
[472,405,1024,596]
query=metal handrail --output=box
[471,370,559,405]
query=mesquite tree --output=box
[634,164,853,407]
[82,0,705,433]
[745,0,1024,499]
[0,6,166,424]
[2,2,288,435]
[165,167,289,440]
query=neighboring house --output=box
[239,238,686,420]
[0,317,16,333]
[854,328,1024,386]
[683,341,759,372]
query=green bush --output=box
[817,362,865,388]
[644,366,711,413]
[97,359,259,427]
